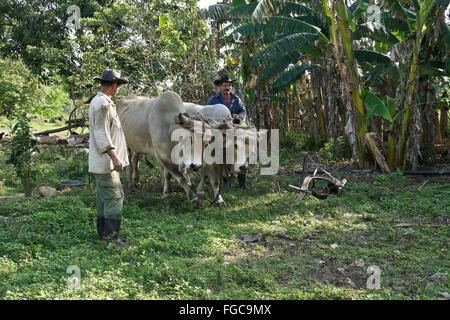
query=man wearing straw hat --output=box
[89,69,130,248]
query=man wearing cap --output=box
[207,74,248,189]
[89,69,130,247]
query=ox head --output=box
[173,113,216,171]
[224,125,258,174]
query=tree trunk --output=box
[397,30,421,170]
[440,99,448,140]
[24,167,32,197]
[423,77,436,163]
[335,1,367,168]
[410,100,423,170]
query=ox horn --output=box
[175,113,192,127]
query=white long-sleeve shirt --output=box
[88,91,129,174]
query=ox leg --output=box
[159,156,202,207]
[209,164,226,206]
[196,167,206,196]
[126,150,133,193]
[132,152,142,190]
[162,167,172,198]
[162,166,191,197]
[126,151,140,192]
[222,164,232,189]
[177,163,192,189]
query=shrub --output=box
[281,131,322,152]
[5,113,40,196]
[318,136,351,164]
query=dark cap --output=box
[94,69,129,84]
[213,74,236,86]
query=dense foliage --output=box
[0,0,220,105]
[201,0,449,170]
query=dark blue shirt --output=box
[207,92,246,120]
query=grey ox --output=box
[182,102,258,206]
[116,91,203,206]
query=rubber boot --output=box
[237,173,248,190]
[104,218,128,248]
[97,216,106,244]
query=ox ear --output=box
[175,113,193,128]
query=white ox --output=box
[116,91,202,206]
[182,103,258,205]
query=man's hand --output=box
[112,158,123,172]
[232,114,239,119]
[107,149,123,172]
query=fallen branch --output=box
[365,132,391,174]
[35,134,88,145]
[34,123,84,136]
[417,180,429,190]
[421,183,450,190]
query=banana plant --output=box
[200,0,449,169]
[381,0,448,169]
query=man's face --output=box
[219,82,232,96]
[111,82,120,96]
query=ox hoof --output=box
[162,193,171,199]
[214,200,228,207]
[213,195,227,207]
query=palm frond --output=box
[258,51,304,83]
[380,14,410,34]
[278,2,313,16]
[252,32,319,67]
[348,0,370,14]
[228,2,258,18]
[354,50,392,64]
[355,23,400,45]
[199,4,232,21]
[271,63,318,92]
[252,0,287,23]
[419,64,446,77]
[236,16,320,38]
[360,62,389,87]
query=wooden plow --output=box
[289,152,347,201]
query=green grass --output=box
[0,115,87,137]
[0,142,448,300]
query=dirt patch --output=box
[306,260,369,289]
[224,232,309,263]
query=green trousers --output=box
[94,171,124,220]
